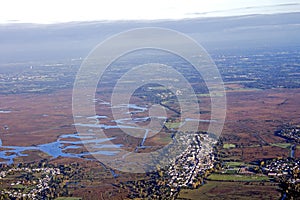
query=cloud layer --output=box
[0,0,299,24]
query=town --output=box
[122,131,217,199]
[168,132,216,190]
[276,124,300,142]
[262,158,300,199]
[0,161,80,199]
[0,166,61,199]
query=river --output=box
[290,144,296,158]
[0,103,213,167]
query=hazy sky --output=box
[1,0,300,24]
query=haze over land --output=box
[0,12,300,64]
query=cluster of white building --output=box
[263,158,300,180]
[167,133,216,190]
[0,167,61,199]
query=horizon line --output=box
[1,11,300,26]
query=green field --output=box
[165,122,182,129]
[270,143,291,149]
[11,184,27,189]
[225,162,245,167]
[223,143,236,149]
[196,93,211,97]
[207,174,269,182]
[224,169,239,174]
[148,86,168,90]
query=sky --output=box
[0,0,300,24]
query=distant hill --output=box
[0,12,300,64]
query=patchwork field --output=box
[177,181,281,200]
